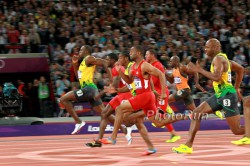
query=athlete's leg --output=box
[226,115,244,135]
[243,96,250,137]
[97,104,115,140]
[111,101,134,142]
[231,96,250,145]
[135,116,155,150]
[168,94,176,104]
[60,91,81,123]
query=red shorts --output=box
[128,91,157,118]
[109,92,133,110]
[156,88,170,111]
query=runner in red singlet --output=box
[145,49,181,143]
[103,46,184,155]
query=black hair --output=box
[134,45,145,56]
[148,49,157,56]
[107,53,118,61]
[84,45,92,54]
[120,49,130,59]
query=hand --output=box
[187,61,201,73]
[195,83,206,92]
[115,62,122,72]
[72,55,79,64]
[236,88,243,102]
[158,93,167,101]
[153,90,160,98]
[104,85,117,94]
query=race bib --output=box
[134,77,142,89]
[77,70,82,79]
[228,72,232,83]
[174,77,181,84]
[159,100,165,105]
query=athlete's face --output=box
[130,47,137,61]
[118,54,126,66]
[78,46,85,61]
[145,51,152,63]
[105,56,112,67]
[204,41,213,57]
[169,57,175,68]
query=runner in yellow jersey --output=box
[60,45,112,135]
[173,38,247,154]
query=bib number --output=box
[223,99,231,106]
[174,77,181,84]
[77,70,82,79]
[134,77,142,89]
[228,72,232,83]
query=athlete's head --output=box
[118,50,130,66]
[204,38,221,58]
[105,53,118,67]
[78,45,92,62]
[145,49,157,63]
[169,55,180,68]
[130,45,144,61]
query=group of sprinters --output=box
[59,38,250,155]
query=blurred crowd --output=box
[1,0,250,117]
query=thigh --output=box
[206,95,223,112]
[129,92,155,111]
[218,93,240,117]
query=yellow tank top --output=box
[123,62,136,96]
[210,53,235,98]
[78,56,97,88]
[172,67,190,90]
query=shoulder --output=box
[180,64,188,73]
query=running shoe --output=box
[166,105,173,114]
[125,126,132,145]
[166,135,181,143]
[215,110,224,120]
[231,136,250,145]
[100,138,116,145]
[85,140,102,147]
[172,144,193,154]
[143,149,157,155]
[151,123,165,128]
[71,121,86,135]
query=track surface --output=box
[1,130,250,166]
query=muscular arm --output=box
[230,60,244,89]
[197,56,224,82]
[142,62,166,97]
[72,56,80,81]
[86,56,112,82]
[112,76,121,88]
[165,72,174,84]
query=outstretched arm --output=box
[71,55,81,80]
[188,56,224,82]
[86,56,112,82]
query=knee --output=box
[101,110,108,119]
[243,96,250,108]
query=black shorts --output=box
[206,93,240,117]
[173,88,194,106]
[74,86,102,107]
